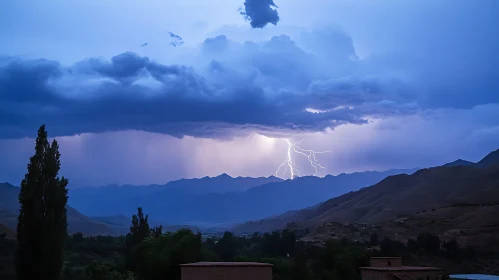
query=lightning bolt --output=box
[275,139,331,180]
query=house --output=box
[180,261,273,280]
[360,257,442,280]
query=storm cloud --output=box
[0,55,365,139]
[0,31,410,139]
[1,23,498,140]
[1,0,499,186]
[239,0,280,28]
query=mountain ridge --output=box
[233,148,499,233]
[442,148,499,168]
[68,168,417,225]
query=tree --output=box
[369,233,379,246]
[417,233,440,254]
[150,225,163,238]
[321,239,343,271]
[16,125,69,280]
[281,229,296,257]
[442,239,461,260]
[129,207,151,247]
[125,207,151,271]
[464,245,476,259]
[292,242,309,280]
[216,231,237,261]
[85,261,134,280]
[0,233,5,273]
[407,239,420,253]
[132,229,203,280]
[380,237,406,256]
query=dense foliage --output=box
[60,228,370,280]
[0,212,486,280]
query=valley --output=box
[1,149,498,245]
[1,148,499,279]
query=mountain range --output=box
[0,182,114,236]
[0,168,416,235]
[2,148,498,237]
[232,149,499,233]
[68,169,416,225]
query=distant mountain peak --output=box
[216,173,232,179]
[477,148,499,168]
[443,159,474,167]
[0,182,16,189]
[442,148,499,168]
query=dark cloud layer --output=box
[1,26,498,140]
[239,0,279,28]
[0,40,365,139]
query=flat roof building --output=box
[360,257,442,280]
[181,262,273,280]
[370,257,404,268]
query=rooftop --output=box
[180,262,273,267]
[359,266,441,272]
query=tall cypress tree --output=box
[16,125,69,280]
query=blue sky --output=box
[1,0,499,186]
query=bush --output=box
[442,239,461,261]
[407,239,419,253]
[380,237,406,256]
[417,233,440,254]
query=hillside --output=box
[297,204,499,251]
[376,204,499,251]
[0,183,114,236]
[68,169,416,225]
[233,156,499,233]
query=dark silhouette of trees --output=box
[369,233,379,246]
[262,231,282,257]
[216,231,238,261]
[85,262,134,280]
[380,237,406,256]
[129,207,150,247]
[417,233,440,254]
[150,225,163,238]
[291,242,309,280]
[464,245,476,259]
[4,223,485,280]
[132,229,203,280]
[280,229,296,256]
[0,233,5,273]
[125,207,151,272]
[321,239,343,271]
[16,125,69,280]
[407,239,420,253]
[442,239,461,260]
